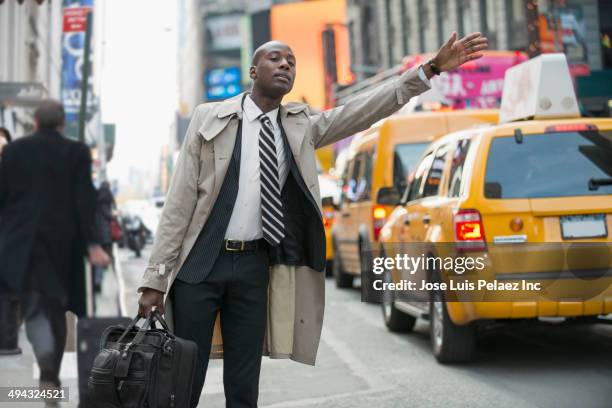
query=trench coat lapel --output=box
[279,104,308,161]
[197,94,244,200]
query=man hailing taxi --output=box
[138,31,488,407]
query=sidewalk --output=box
[0,249,125,408]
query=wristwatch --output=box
[427,59,441,76]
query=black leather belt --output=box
[223,239,264,252]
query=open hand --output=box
[432,31,488,72]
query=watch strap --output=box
[427,59,441,76]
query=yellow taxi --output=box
[377,54,612,363]
[319,172,341,275]
[331,109,499,289]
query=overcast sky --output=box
[98,0,177,195]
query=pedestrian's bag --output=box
[88,310,198,407]
[110,216,123,242]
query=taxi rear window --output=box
[484,130,612,199]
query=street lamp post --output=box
[78,11,93,144]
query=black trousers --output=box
[171,247,270,408]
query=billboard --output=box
[60,0,96,142]
[205,67,242,101]
[403,51,528,109]
[270,0,351,110]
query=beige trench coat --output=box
[138,67,429,365]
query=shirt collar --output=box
[243,94,279,129]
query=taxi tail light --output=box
[372,205,387,241]
[454,209,486,251]
[323,210,335,229]
[545,123,597,133]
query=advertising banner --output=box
[60,0,95,141]
[403,51,528,109]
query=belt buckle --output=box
[225,240,244,251]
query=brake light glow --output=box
[372,205,387,241]
[323,210,335,229]
[545,123,597,133]
[454,209,486,251]
[373,207,386,219]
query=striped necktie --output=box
[258,114,285,245]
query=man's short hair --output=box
[34,99,65,130]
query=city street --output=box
[2,1,612,407]
[2,246,612,407]
[121,248,612,408]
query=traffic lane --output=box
[200,278,534,408]
[328,282,612,408]
[468,321,612,408]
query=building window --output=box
[417,0,428,53]
[480,0,498,49]
[506,0,527,51]
[362,4,379,67]
[385,0,394,66]
[348,20,356,70]
[457,0,473,39]
[437,0,453,44]
[400,0,409,56]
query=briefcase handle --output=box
[116,310,172,346]
[150,310,171,331]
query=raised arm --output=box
[310,31,488,149]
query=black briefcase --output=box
[78,316,132,407]
[88,311,197,408]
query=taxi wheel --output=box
[429,272,475,363]
[381,270,416,332]
[325,260,333,277]
[359,243,378,303]
[333,245,353,288]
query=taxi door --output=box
[396,151,434,301]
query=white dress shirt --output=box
[224,68,430,240]
[225,95,289,240]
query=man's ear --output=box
[249,66,257,80]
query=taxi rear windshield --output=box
[484,130,612,199]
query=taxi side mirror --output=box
[321,196,336,209]
[376,187,401,206]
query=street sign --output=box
[0,82,47,107]
[63,6,91,33]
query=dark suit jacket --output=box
[0,128,98,315]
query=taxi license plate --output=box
[560,214,607,239]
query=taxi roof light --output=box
[499,54,580,124]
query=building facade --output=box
[346,0,604,81]
[0,0,63,138]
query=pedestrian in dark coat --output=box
[92,181,116,292]
[0,100,110,391]
[0,126,20,356]
[95,181,116,248]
